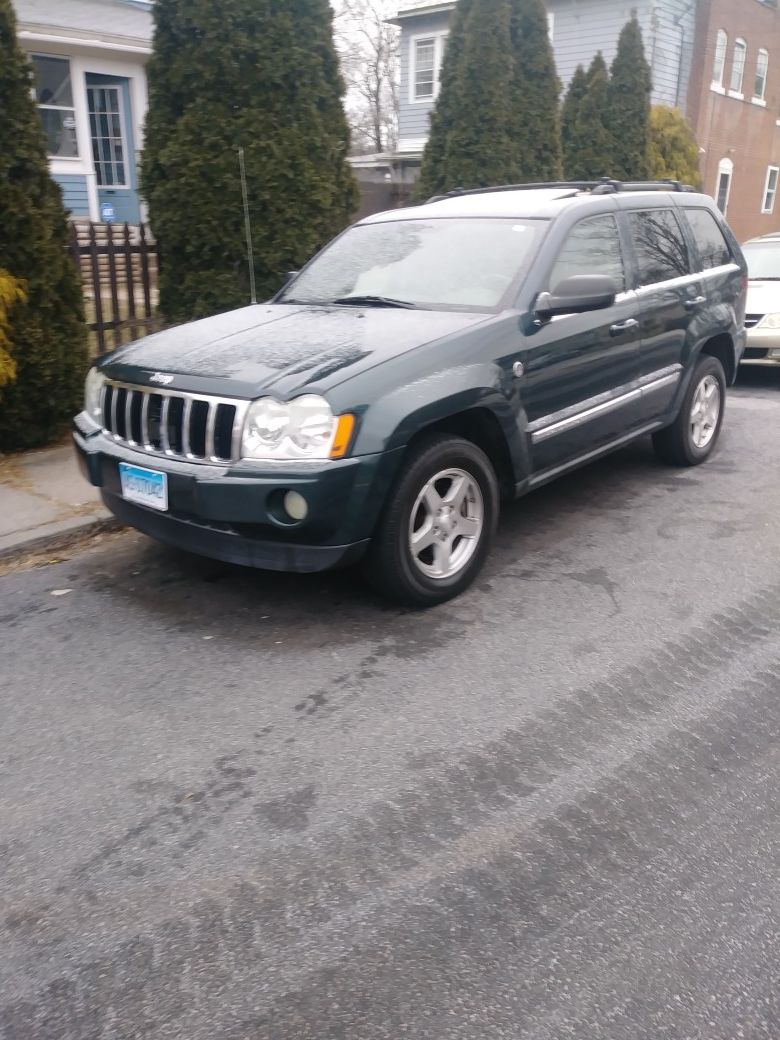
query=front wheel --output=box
[652,356,726,466]
[364,434,499,607]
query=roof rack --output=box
[426,177,698,203]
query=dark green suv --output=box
[74,180,747,605]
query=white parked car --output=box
[741,233,780,366]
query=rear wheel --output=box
[652,356,726,466]
[364,434,499,606]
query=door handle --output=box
[684,295,706,310]
[609,318,639,336]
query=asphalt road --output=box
[2,368,780,1040]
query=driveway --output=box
[2,369,780,1039]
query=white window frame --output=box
[712,29,728,91]
[409,31,448,104]
[762,165,779,214]
[31,52,80,160]
[729,38,747,98]
[86,84,130,189]
[753,48,769,104]
[716,158,734,215]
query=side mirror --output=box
[535,274,618,319]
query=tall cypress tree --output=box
[416,0,561,197]
[506,0,562,181]
[573,55,613,180]
[565,53,613,181]
[415,0,474,200]
[433,0,515,190]
[606,17,652,180]
[142,0,358,324]
[0,0,88,451]
[561,64,588,179]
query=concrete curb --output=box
[0,514,123,563]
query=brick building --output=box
[688,0,780,242]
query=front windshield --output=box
[743,241,780,280]
[280,218,545,311]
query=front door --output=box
[86,76,140,224]
[515,213,642,475]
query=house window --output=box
[410,34,447,103]
[755,49,769,101]
[762,165,779,213]
[730,38,747,95]
[716,158,733,214]
[31,55,79,158]
[712,29,728,88]
[87,86,127,187]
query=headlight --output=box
[241,395,353,461]
[84,367,106,422]
[757,313,780,329]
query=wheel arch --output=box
[698,332,736,386]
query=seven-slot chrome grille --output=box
[101,381,248,464]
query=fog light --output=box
[771,348,780,358]
[283,490,308,521]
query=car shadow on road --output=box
[86,436,674,627]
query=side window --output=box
[628,209,691,286]
[549,214,626,292]
[685,208,732,270]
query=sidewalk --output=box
[0,439,118,560]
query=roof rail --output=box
[426,177,698,203]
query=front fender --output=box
[349,361,529,480]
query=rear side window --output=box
[628,209,691,286]
[684,208,732,270]
[549,214,626,292]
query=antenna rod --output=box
[238,147,257,305]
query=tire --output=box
[652,356,726,467]
[364,434,499,607]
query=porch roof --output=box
[14,0,153,51]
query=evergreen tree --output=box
[506,0,562,181]
[142,0,358,324]
[415,0,474,200]
[0,0,88,451]
[432,0,516,190]
[649,105,702,188]
[416,0,561,197]
[563,53,612,181]
[561,64,588,179]
[606,16,652,180]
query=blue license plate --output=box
[119,462,168,512]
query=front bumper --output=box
[741,327,780,365]
[73,418,402,573]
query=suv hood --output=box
[101,303,489,397]
[746,280,780,318]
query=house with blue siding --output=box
[393,0,697,169]
[14,0,152,224]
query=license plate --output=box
[119,462,168,512]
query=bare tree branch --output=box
[332,0,400,154]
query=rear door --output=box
[622,206,700,421]
[517,212,642,474]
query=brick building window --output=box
[754,49,769,102]
[716,158,733,215]
[712,29,728,89]
[762,166,779,214]
[730,39,747,96]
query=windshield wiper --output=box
[750,276,780,281]
[330,294,417,309]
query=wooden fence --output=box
[69,221,159,355]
